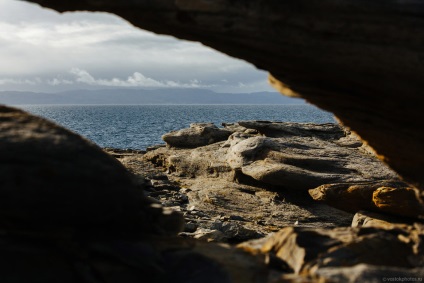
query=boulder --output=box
[351,210,414,230]
[373,186,424,217]
[162,123,232,148]
[239,225,424,275]
[0,233,269,283]
[314,264,424,283]
[309,181,424,218]
[0,105,183,237]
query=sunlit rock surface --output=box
[137,121,424,242]
[24,0,424,191]
[310,181,424,219]
[163,123,232,148]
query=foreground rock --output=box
[0,105,183,238]
[239,224,424,280]
[0,106,274,283]
[351,210,416,230]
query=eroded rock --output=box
[150,121,399,193]
[120,144,353,241]
[314,264,424,283]
[163,123,232,148]
[239,225,424,276]
[309,181,424,219]
[226,122,397,190]
[351,210,414,230]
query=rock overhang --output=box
[19,0,424,192]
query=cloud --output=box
[0,0,274,93]
[0,77,41,85]
[47,78,74,86]
[0,68,213,89]
[69,68,212,88]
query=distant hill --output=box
[0,89,304,105]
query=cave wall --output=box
[23,0,424,190]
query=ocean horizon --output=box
[18,104,335,150]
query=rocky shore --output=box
[106,121,424,281]
[1,105,423,282]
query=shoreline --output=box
[105,121,422,243]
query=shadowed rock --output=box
[239,225,424,276]
[351,210,415,230]
[313,264,424,283]
[0,105,183,237]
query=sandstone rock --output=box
[210,220,263,242]
[24,0,424,190]
[153,122,399,192]
[239,225,423,275]
[141,121,409,231]
[132,145,354,239]
[309,181,424,218]
[373,186,424,218]
[243,227,353,274]
[145,141,232,179]
[237,121,345,140]
[190,229,226,242]
[0,105,182,237]
[314,264,424,283]
[162,123,232,148]
[226,122,398,191]
[351,211,413,230]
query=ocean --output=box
[17,104,335,150]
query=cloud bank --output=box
[69,68,212,88]
[0,0,274,93]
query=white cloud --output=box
[47,78,73,86]
[0,77,41,85]
[69,68,212,88]
[0,0,274,93]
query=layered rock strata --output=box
[143,121,423,221]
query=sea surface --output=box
[18,104,335,150]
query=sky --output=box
[0,0,275,93]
